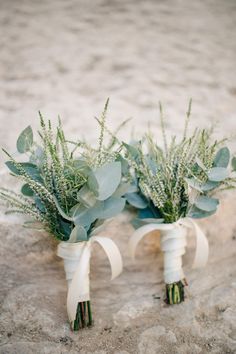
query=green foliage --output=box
[0,103,128,242]
[123,104,236,223]
[194,196,219,212]
[17,126,33,153]
[207,167,229,182]
[125,193,148,209]
[93,162,121,201]
[69,225,88,242]
[232,157,236,171]
[213,147,230,168]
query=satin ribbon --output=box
[129,217,209,283]
[57,236,123,324]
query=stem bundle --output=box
[165,281,185,305]
[73,301,93,330]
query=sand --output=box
[0,0,236,353]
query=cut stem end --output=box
[165,281,185,305]
[72,301,93,331]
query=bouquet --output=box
[0,102,129,330]
[124,102,236,304]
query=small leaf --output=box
[185,178,219,192]
[29,146,44,165]
[232,156,236,171]
[185,178,202,192]
[116,154,129,175]
[58,219,72,238]
[126,193,148,209]
[94,161,122,201]
[87,170,99,196]
[123,142,140,159]
[207,167,229,182]
[5,161,42,182]
[201,181,220,191]
[131,217,164,229]
[68,225,87,242]
[77,185,97,207]
[113,183,137,198]
[34,197,46,212]
[138,207,156,219]
[96,197,126,219]
[195,157,206,171]
[146,156,157,173]
[73,204,99,227]
[214,147,230,168]
[188,205,217,219]
[194,196,219,212]
[17,126,33,153]
[21,184,34,197]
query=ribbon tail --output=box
[92,236,123,280]
[67,242,91,323]
[183,218,209,269]
[129,223,172,260]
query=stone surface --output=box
[0,0,236,353]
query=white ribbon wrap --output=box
[129,217,209,284]
[57,236,123,324]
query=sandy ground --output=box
[0,0,236,353]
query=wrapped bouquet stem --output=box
[129,218,208,304]
[58,234,122,330]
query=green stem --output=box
[87,300,93,326]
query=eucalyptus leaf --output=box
[146,156,157,174]
[17,126,33,153]
[188,205,217,219]
[194,196,219,212]
[87,170,99,196]
[131,218,147,230]
[116,154,129,175]
[126,192,148,209]
[123,142,140,159]
[185,177,219,192]
[5,161,42,182]
[201,181,220,191]
[58,219,72,238]
[68,225,87,242]
[195,157,206,171]
[138,207,156,219]
[6,161,35,174]
[207,167,229,182]
[77,185,97,207]
[214,147,230,168]
[113,183,137,198]
[94,161,122,201]
[21,184,34,197]
[96,197,125,219]
[73,203,100,227]
[232,156,236,171]
[185,178,202,192]
[34,197,46,212]
[131,218,164,229]
[29,146,44,165]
